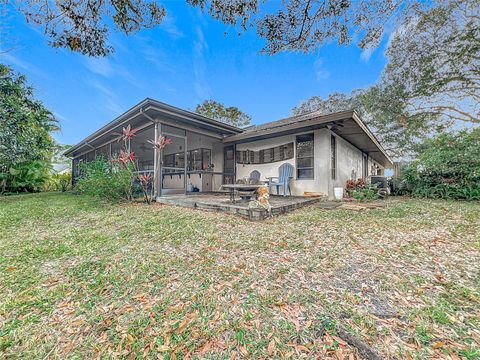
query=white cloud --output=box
[314,57,330,81]
[138,41,173,74]
[0,52,47,78]
[82,56,140,89]
[84,57,115,77]
[192,26,212,101]
[161,15,184,39]
[360,47,375,62]
[53,111,68,123]
[90,80,124,116]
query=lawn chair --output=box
[267,163,294,196]
[250,170,261,181]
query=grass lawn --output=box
[1,193,479,359]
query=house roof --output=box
[64,98,243,157]
[65,98,393,167]
[224,109,393,167]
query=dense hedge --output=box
[400,129,480,200]
[75,157,136,201]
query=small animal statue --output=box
[248,185,271,213]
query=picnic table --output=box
[222,184,262,203]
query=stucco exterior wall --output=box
[236,129,330,196]
[329,131,364,197]
[235,129,387,199]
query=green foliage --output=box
[383,0,479,125]
[400,129,480,200]
[5,160,50,193]
[291,1,479,160]
[44,172,72,192]
[195,99,251,128]
[0,64,58,193]
[11,1,166,57]
[345,178,379,201]
[75,157,135,200]
[10,1,403,56]
[291,87,440,160]
[351,186,379,202]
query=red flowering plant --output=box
[111,126,172,204]
[111,150,136,167]
[138,172,153,204]
[109,127,139,200]
[132,135,172,203]
[148,135,172,151]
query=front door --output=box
[160,133,187,195]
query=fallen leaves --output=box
[2,194,480,359]
[267,339,275,356]
[175,311,198,334]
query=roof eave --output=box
[223,110,355,143]
[350,111,394,167]
[64,98,243,157]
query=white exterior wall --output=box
[236,129,330,196]
[236,129,385,199]
[160,126,386,197]
[329,131,364,198]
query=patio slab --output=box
[156,192,321,220]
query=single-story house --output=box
[65,98,393,199]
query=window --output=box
[331,135,336,180]
[236,143,294,164]
[187,148,212,170]
[296,134,314,179]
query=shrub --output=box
[44,172,72,192]
[57,172,72,192]
[3,160,50,193]
[350,185,380,201]
[345,178,366,192]
[345,178,379,201]
[400,129,480,200]
[75,157,135,200]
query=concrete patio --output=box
[156,192,322,220]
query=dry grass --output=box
[0,193,479,359]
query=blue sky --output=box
[1,2,389,145]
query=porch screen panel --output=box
[95,144,110,159]
[162,124,186,137]
[223,146,235,184]
[111,140,123,158]
[130,125,155,171]
[85,150,95,162]
[72,158,80,181]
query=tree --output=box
[7,0,166,57]
[195,99,251,127]
[382,0,480,125]
[399,128,480,200]
[0,64,58,192]
[292,0,480,160]
[5,0,419,57]
[291,86,440,160]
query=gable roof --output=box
[64,98,242,157]
[224,109,393,167]
[64,98,393,167]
